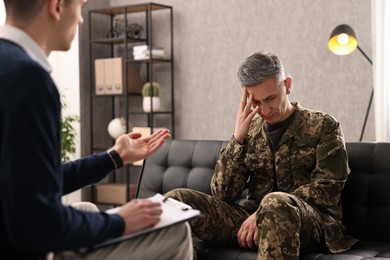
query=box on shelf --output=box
[95,183,137,204]
[94,57,142,95]
[132,44,166,60]
[94,59,106,95]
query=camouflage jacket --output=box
[211,102,358,253]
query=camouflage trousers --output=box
[165,189,326,260]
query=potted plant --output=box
[61,96,79,162]
[142,81,161,112]
[61,114,79,162]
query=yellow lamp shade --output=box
[328,24,358,55]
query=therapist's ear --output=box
[48,0,62,21]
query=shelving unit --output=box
[88,3,174,205]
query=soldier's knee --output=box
[165,188,186,198]
[164,188,194,204]
[259,192,296,212]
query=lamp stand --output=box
[357,46,373,141]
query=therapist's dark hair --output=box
[4,0,47,22]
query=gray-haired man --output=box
[166,51,358,259]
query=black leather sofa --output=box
[136,140,390,259]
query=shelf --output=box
[91,3,171,15]
[93,93,141,98]
[92,37,147,45]
[128,58,172,63]
[88,2,174,205]
[127,111,173,115]
[95,183,137,204]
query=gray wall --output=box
[80,0,373,156]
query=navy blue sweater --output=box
[0,39,124,259]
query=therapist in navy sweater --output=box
[0,0,192,259]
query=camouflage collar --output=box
[248,102,312,149]
[280,102,309,146]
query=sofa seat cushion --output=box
[198,241,390,260]
[302,242,390,259]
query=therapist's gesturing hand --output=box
[113,129,171,165]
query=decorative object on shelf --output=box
[133,44,166,60]
[105,16,143,40]
[142,82,161,112]
[328,24,373,141]
[105,17,122,39]
[105,27,120,39]
[107,117,126,139]
[127,23,143,39]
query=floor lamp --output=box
[328,24,373,141]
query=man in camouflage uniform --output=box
[165,51,358,259]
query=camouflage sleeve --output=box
[291,115,350,209]
[210,135,250,203]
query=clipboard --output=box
[90,193,201,250]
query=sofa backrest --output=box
[342,142,390,241]
[137,140,390,242]
[137,140,227,198]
